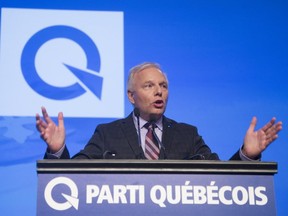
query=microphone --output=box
[186,153,219,160]
[186,154,205,160]
[134,108,142,147]
[103,150,117,159]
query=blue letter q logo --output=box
[21,25,103,100]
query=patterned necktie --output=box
[144,122,160,160]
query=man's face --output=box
[128,67,169,121]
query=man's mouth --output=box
[153,100,164,108]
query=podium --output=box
[37,160,277,216]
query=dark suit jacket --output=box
[49,112,241,160]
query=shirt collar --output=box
[133,112,163,131]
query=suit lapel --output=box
[120,113,146,159]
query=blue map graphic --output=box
[0,116,115,166]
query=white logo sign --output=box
[44,177,79,211]
[0,8,124,117]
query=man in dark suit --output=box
[36,62,282,160]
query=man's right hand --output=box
[36,106,66,153]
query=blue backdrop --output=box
[0,0,287,215]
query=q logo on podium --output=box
[44,177,79,211]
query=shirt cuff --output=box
[239,146,261,161]
[46,144,65,159]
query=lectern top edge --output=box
[37,159,278,175]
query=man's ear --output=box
[127,90,135,104]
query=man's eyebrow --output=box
[144,80,154,84]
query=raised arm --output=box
[242,117,283,159]
[36,106,66,153]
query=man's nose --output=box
[155,85,162,96]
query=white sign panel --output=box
[0,8,124,117]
